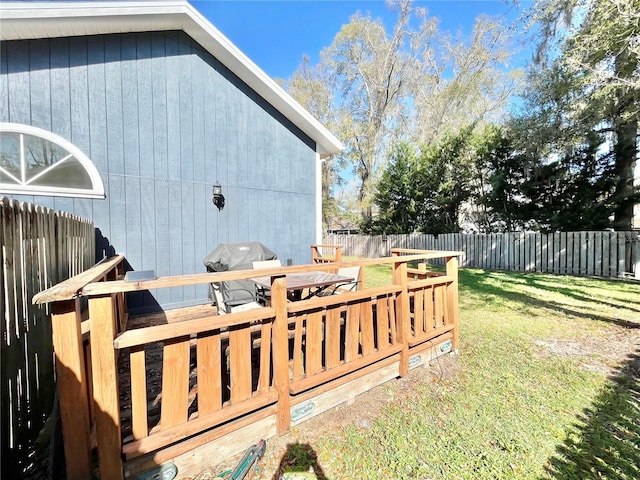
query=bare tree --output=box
[289,0,518,224]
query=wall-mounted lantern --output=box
[212,182,225,211]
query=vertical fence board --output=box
[559,233,567,275]
[566,233,574,275]
[596,232,609,277]
[614,232,625,277]
[503,233,510,270]
[633,233,640,280]
[585,232,593,275]
[551,233,559,274]
[574,232,581,275]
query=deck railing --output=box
[34,248,461,480]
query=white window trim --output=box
[0,122,105,199]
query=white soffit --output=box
[0,1,343,157]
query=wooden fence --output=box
[1,197,95,478]
[325,231,640,279]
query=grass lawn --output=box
[303,266,640,479]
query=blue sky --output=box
[191,0,530,80]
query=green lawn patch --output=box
[316,266,640,479]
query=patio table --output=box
[252,271,354,301]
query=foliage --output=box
[470,123,619,233]
[363,130,474,234]
[413,129,474,233]
[465,124,527,232]
[360,142,420,234]
[519,0,639,230]
[518,136,618,232]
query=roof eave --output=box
[0,1,344,156]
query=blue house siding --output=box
[1,31,318,313]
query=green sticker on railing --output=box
[440,340,452,353]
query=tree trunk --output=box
[612,47,638,231]
[612,117,637,230]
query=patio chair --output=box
[325,266,361,295]
[252,259,282,269]
[252,259,282,305]
[210,282,263,315]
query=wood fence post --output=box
[89,294,123,480]
[271,277,291,434]
[392,254,410,376]
[446,256,460,352]
[50,299,92,480]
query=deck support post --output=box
[271,277,291,434]
[446,256,460,351]
[89,293,124,480]
[393,254,410,376]
[50,298,92,480]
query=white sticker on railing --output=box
[409,354,422,369]
[291,401,316,421]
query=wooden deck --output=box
[34,247,462,480]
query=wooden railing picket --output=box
[305,310,324,376]
[376,297,390,349]
[229,326,253,404]
[129,345,148,440]
[325,307,342,368]
[360,301,375,356]
[258,322,273,394]
[160,336,190,427]
[196,330,223,415]
[345,303,361,362]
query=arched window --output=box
[0,123,105,199]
